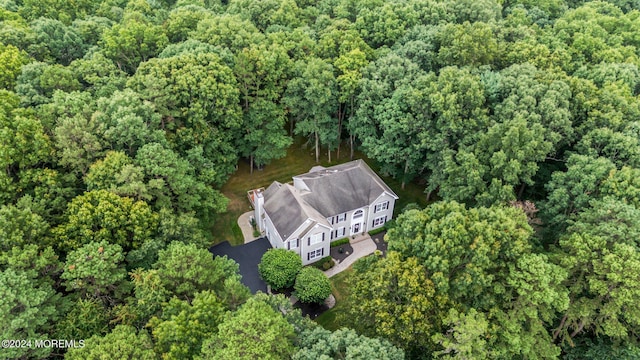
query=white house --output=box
[249,160,398,265]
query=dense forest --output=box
[1,0,640,358]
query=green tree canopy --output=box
[0,43,29,89]
[346,253,438,357]
[0,268,61,360]
[149,290,225,360]
[100,13,168,74]
[284,57,338,162]
[65,325,156,360]
[258,248,302,290]
[128,52,241,181]
[53,190,158,253]
[200,296,296,360]
[154,241,247,302]
[294,327,405,360]
[294,267,331,304]
[61,240,129,301]
[387,201,533,308]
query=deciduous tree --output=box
[149,291,225,360]
[347,253,438,356]
[258,248,302,290]
[53,190,158,253]
[294,327,405,360]
[294,267,331,304]
[200,296,296,360]
[285,57,338,162]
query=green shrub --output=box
[384,219,396,230]
[258,249,302,290]
[330,238,349,247]
[311,256,334,270]
[294,267,332,304]
[369,220,396,236]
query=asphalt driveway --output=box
[209,237,272,294]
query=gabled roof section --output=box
[294,159,398,217]
[263,181,282,199]
[263,182,330,240]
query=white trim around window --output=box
[374,201,389,213]
[309,232,324,245]
[372,215,387,227]
[308,248,324,261]
[287,238,299,250]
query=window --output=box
[308,248,324,261]
[338,226,346,237]
[308,232,325,246]
[373,216,387,227]
[287,238,299,249]
[353,209,364,219]
[331,213,347,224]
[374,201,389,213]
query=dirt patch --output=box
[370,231,388,256]
[294,301,330,319]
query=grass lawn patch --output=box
[315,266,353,330]
[210,137,430,246]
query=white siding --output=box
[264,214,283,249]
[367,193,396,231]
[300,225,329,265]
[292,177,310,191]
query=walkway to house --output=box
[324,233,377,278]
[238,211,261,243]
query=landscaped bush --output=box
[330,238,349,247]
[368,220,396,236]
[311,256,335,270]
[368,227,386,236]
[258,248,302,290]
[294,267,331,304]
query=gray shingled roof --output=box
[263,183,330,240]
[262,160,396,239]
[263,184,305,240]
[296,160,398,217]
[263,181,281,199]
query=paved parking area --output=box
[209,237,272,293]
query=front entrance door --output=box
[351,222,361,235]
[351,209,364,236]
